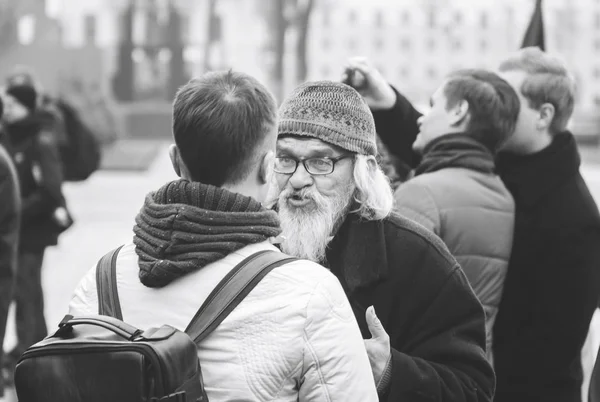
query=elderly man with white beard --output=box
[269,81,495,402]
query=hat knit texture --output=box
[278,81,377,156]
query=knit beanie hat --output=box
[278,81,378,156]
[6,84,37,113]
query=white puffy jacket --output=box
[69,242,378,402]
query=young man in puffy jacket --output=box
[68,71,378,402]
[390,69,519,363]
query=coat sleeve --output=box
[299,268,378,402]
[498,225,600,387]
[372,87,423,170]
[385,265,495,402]
[394,181,441,235]
[21,131,65,223]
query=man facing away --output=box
[68,71,378,402]
[348,48,600,402]
[392,69,519,363]
[269,80,495,401]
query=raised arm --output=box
[342,58,423,170]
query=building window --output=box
[84,14,97,45]
[375,11,384,26]
[480,39,488,51]
[454,11,463,25]
[596,13,600,29]
[594,95,600,106]
[349,10,357,24]
[401,10,411,25]
[481,12,489,29]
[400,37,411,51]
[322,37,330,50]
[595,38,600,50]
[453,40,462,50]
[322,12,330,27]
[374,37,384,50]
[428,10,436,28]
[427,67,437,79]
[400,66,410,79]
[427,38,436,50]
[348,38,357,50]
[594,67,600,79]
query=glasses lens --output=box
[274,157,297,173]
[306,158,334,175]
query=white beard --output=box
[277,185,354,263]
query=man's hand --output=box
[364,306,391,387]
[341,57,397,111]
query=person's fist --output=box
[363,306,391,387]
[341,57,397,111]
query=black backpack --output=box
[14,247,296,402]
[55,99,101,182]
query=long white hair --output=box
[351,154,394,220]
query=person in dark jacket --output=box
[343,48,600,402]
[0,95,20,397]
[269,80,494,401]
[1,84,71,369]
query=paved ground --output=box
[4,143,600,400]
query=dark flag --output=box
[521,0,545,50]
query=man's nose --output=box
[417,115,424,127]
[288,163,314,190]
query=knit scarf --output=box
[414,133,495,176]
[133,179,282,288]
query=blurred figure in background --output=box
[0,94,20,399]
[0,83,71,375]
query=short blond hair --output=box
[499,47,576,133]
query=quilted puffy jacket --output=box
[69,242,378,402]
[394,167,515,362]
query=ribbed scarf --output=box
[133,180,281,288]
[414,133,495,176]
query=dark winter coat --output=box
[3,116,66,251]
[373,88,600,402]
[492,133,600,402]
[324,211,495,402]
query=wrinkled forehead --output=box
[276,135,348,157]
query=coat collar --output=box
[325,212,389,293]
[496,131,581,208]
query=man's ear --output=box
[169,144,182,177]
[537,103,556,131]
[365,155,378,170]
[259,150,275,185]
[449,99,470,127]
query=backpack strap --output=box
[185,250,297,344]
[96,245,125,320]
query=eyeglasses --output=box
[274,155,353,176]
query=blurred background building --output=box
[1,0,599,140]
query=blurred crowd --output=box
[1,44,600,402]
